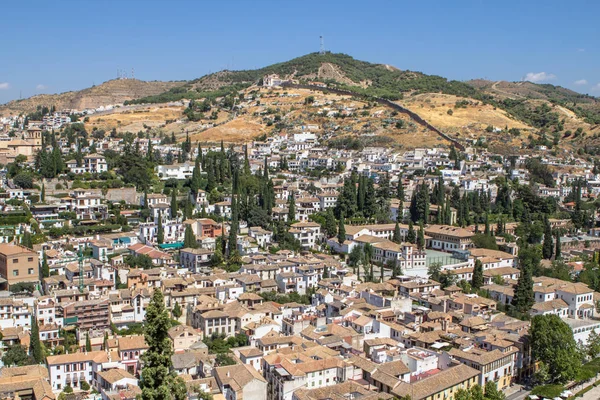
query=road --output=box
[505,385,530,400]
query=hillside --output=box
[0,79,185,116]
[5,52,600,153]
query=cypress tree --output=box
[86,332,92,352]
[287,192,296,223]
[555,232,562,259]
[393,222,401,244]
[30,315,42,363]
[512,261,535,314]
[337,215,346,245]
[184,200,193,220]
[184,225,197,249]
[542,219,554,259]
[397,174,405,201]
[417,221,425,250]
[140,290,187,400]
[407,221,416,244]
[472,259,483,289]
[484,213,490,236]
[170,188,178,218]
[156,212,164,245]
[40,183,45,202]
[41,253,49,278]
[324,209,337,238]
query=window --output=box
[12,259,18,264]
[12,270,18,276]
[28,268,34,275]
[28,257,33,262]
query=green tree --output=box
[30,315,42,363]
[85,332,92,352]
[417,221,425,250]
[40,183,45,202]
[170,187,178,218]
[407,221,416,244]
[183,225,197,249]
[483,381,505,400]
[287,192,296,223]
[21,231,33,249]
[542,219,554,259]
[586,329,600,360]
[472,259,483,290]
[156,212,164,245]
[337,215,346,245]
[140,290,187,400]
[393,222,401,244]
[2,345,33,367]
[511,259,535,314]
[172,302,182,319]
[555,232,561,259]
[41,253,49,278]
[530,314,581,383]
[324,209,337,238]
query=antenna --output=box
[319,36,325,55]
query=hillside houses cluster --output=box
[1,112,600,400]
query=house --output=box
[168,324,204,353]
[96,368,138,399]
[213,364,268,400]
[180,248,213,273]
[118,335,149,375]
[46,351,109,391]
[0,365,55,400]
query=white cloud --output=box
[577,48,586,52]
[36,84,47,90]
[0,82,9,90]
[524,72,557,83]
[574,79,588,86]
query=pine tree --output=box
[287,192,296,223]
[324,209,337,238]
[170,188,178,218]
[407,221,416,244]
[140,290,187,400]
[156,212,164,245]
[337,215,346,245]
[393,222,401,243]
[512,261,535,314]
[472,259,483,289]
[30,314,42,363]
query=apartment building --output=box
[262,345,352,400]
[0,243,39,290]
[447,346,517,389]
[289,222,321,250]
[424,225,474,251]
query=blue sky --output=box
[1,0,598,104]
